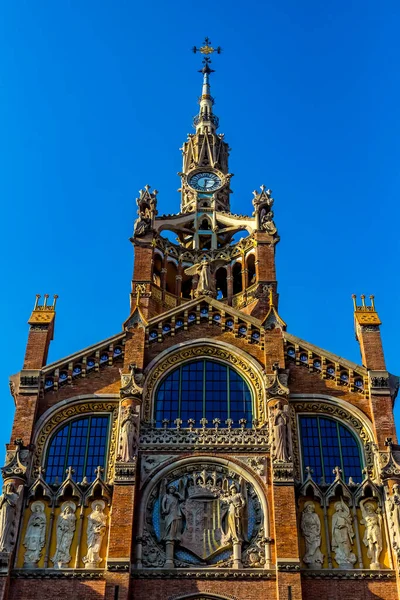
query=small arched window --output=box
[45,415,110,483]
[155,359,253,427]
[299,415,363,483]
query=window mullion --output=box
[203,360,206,421]
[83,416,91,479]
[316,418,325,482]
[227,366,230,420]
[178,366,182,421]
[336,421,345,479]
[64,422,72,476]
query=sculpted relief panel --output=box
[142,463,264,569]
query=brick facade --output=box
[2,49,399,600]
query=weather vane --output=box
[192,37,222,68]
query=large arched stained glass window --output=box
[155,359,253,427]
[45,416,110,482]
[299,416,363,483]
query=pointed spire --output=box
[192,37,222,134]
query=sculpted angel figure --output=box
[161,484,185,542]
[83,501,107,568]
[23,501,47,566]
[331,498,356,568]
[360,500,382,569]
[185,258,216,297]
[51,502,77,568]
[134,206,152,237]
[300,501,324,568]
[0,482,19,552]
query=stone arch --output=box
[137,454,271,553]
[142,339,267,423]
[290,394,376,479]
[31,395,119,482]
[169,593,239,600]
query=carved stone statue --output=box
[223,484,246,543]
[83,501,107,568]
[161,484,184,542]
[260,208,277,235]
[331,498,356,568]
[300,501,324,568]
[23,501,47,567]
[360,500,382,569]
[51,501,77,568]
[273,402,291,462]
[119,407,138,462]
[0,483,19,552]
[134,207,152,237]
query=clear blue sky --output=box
[1,1,399,448]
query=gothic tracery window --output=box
[299,415,363,483]
[45,415,110,482]
[155,359,253,427]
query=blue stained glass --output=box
[46,415,109,482]
[154,360,253,427]
[300,416,363,483]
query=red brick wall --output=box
[301,578,398,600]
[8,579,106,600]
[131,578,277,600]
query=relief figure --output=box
[300,501,324,568]
[83,501,107,568]
[51,501,77,568]
[222,483,246,543]
[23,501,47,567]
[119,407,138,462]
[273,402,290,462]
[161,484,184,542]
[0,483,19,553]
[331,498,356,568]
[360,500,382,569]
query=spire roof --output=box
[192,37,222,133]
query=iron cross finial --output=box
[192,37,222,56]
[192,38,222,69]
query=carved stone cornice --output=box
[107,559,130,572]
[114,460,137,485]
[131,569,275,580]
[139,425,269,452]
[12,569,105,579]
[277,559,301,572]
[272,461,294,485]
[300,569,395,580]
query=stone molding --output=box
[32,400,118,483]
[131,569,274,580]
[143,341,266,422]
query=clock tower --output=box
[2,37,400,600]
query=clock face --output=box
[188,171,222,192]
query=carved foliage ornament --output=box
[33,401,118,483]
[143,345,264,422]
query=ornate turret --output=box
[129,39,280,320]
